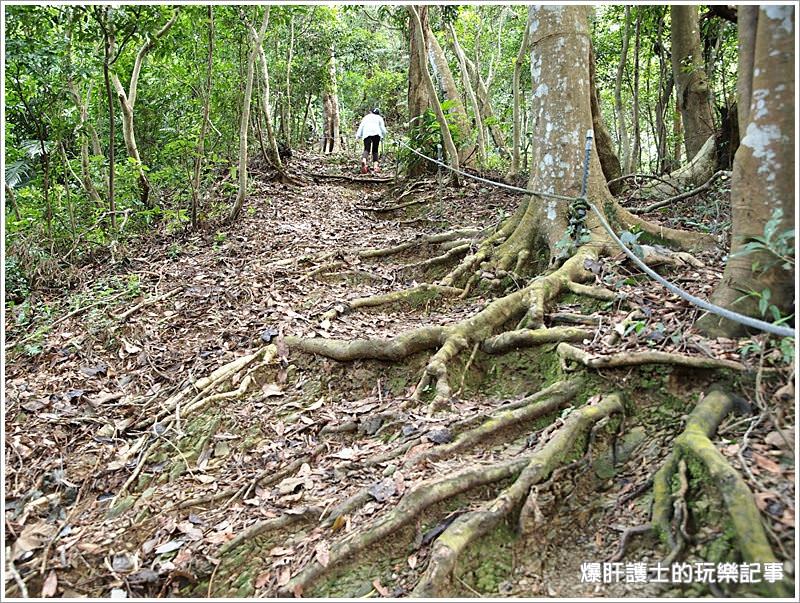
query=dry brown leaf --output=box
[41,570,58,597]
[407,554,417,569]
[255,570,271,589]
[277,567,292,587]
[753,452,782,474]
[314,540,330,567]
[372,578,390,597]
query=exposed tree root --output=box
[630,170,730,215]
[408,379,583,466]
[651,389,787,596]
[482,326,592,354]
[310,172,393,183]
[280,457,531,596]
[357,228,483,260]
[412,393,624,597]
[220,506,322,555]
[639,135,718,199]
[557,342,748,372]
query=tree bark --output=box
[671,5,716,160]
[614,6,631,172]
[425,17,472,162]
[699,6,795,336]
[407,5,431,126]
[110,9,178,208]
[736,6,758,135]
[409,5,460,185]
[627,9,642,173]
[229,8,268,222]
[281,14,294,144]
[447,22,485,165]
[191,5,213,230]
[254,21,284,169]
[589,46,622,193]
[321,45,341,154]
[464,54,507,156]
[510,9,532,178]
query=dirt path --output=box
[4,154,794,598]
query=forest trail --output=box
[5,154,794,598]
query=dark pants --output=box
[362,135,381,162]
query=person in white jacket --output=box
[356,108,388,174]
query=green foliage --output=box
[4,257,30,303]
[731,208,795,274]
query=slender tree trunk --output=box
[510,10,532,177]
[230,9,268,222]
[464,55,507,156]
[281,14,294,145]
[409,5,460,185]
[736,6,758,136]
[102,16,116,230]
[253,18,284,170]
[5,182,21,222]
[321,45,341,154]
[699,6,795,335]
[614,6,631,171]
[627,9,642,173]
[192,5,213,230]
[424,17,472,161]
[589,46,622,192]
[448,22,485,165]
[110,9,178,207]
[671,5,716,160]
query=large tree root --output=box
[651,389,788,596]
[279,457,531,596]
[411,393,624,596]
[557,342,748,372]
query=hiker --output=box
[355,108,387,174]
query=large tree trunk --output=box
[321,46,341,154]
[229,9,268,222]
[407,5,431,125]
[671,5,716,160]
[110,9,178,208]
[698,6,795,336]
[509,11,532,178]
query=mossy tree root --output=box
[320,284,464,323]
[357,227,484,260]
[651,389,787,596]
[407,379,582,466]
[412,393,625,597]
[324,381,583,526]
[411,249,598,409]
[279,457,531,597]
[557,342,748,372]
[482,326,592,354]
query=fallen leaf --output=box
[154,539,185,555]
[372,578,390,597]
[177,521,203,541]
[255,571,271,589]
[12,521,58,560]
[277,567,292,586]
[41,570,58,597]
[407,554,417,569]
[368,478,396,502]
[315,540,330,568]
[262,383,284,397]
[753,452,782,474]
[331,515,347,533]
[330,447,358,460]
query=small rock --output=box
[426,428,453,445]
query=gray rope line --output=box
[398,139,795,339]
[587,201,795,338]
[397,139,576,202]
